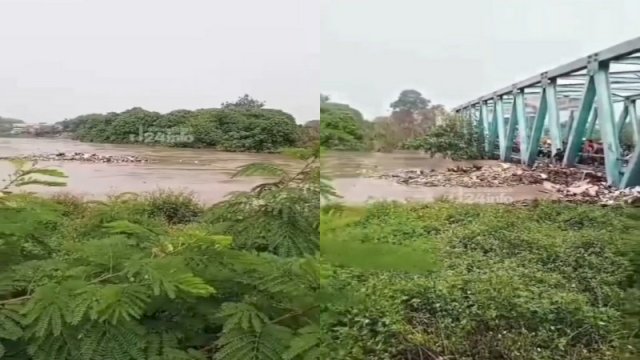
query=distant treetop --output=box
[221,94,265,110]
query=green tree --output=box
[406,114,485,160]
[221,94,265,110]
[389,89,430,112]
[319,102,365,150]
[389,89,442,141]
[56,106,300,152]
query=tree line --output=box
[56,95,317,153]
[320,90,447,152]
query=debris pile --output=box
[380,163,604,188]
[378,163,640,205]
[1,152,147,163]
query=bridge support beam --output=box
[586,107,598,139]
[594,62,622,187]
[515,91,528,163]
[563,76,595,167]
[524,87,548,166]
[628,100,639,145]
[617,99,640,145]
[493,96,505,159]
[480,101,489,154]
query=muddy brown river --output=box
[0,138,546,204]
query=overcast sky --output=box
[322,0,640,119]
[0,0,318,123]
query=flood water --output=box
[0,138,547,204]
[323,151,549,204]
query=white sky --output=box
[0,0,319,123]
[321,0,640,119]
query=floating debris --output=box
[377,163,640,205]
[0,152,147,163]
[379,163,605,188]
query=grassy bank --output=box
[321,201,640,359]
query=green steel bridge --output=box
[453,37,640,188]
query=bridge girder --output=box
[455,37,640,188]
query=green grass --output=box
[321,200,640,360]
[321,205,439,274]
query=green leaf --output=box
[215,323,293,360]
[219,303,268,333]
[232,163,288,179]
[283,325,322,360]
[21,168,68,178]
[0,308,23,340]
[14,179,67,188]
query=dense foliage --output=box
[406,114,486,160]
[319,101,366,151]
[0,151,328,359]
[56,95,302,152]
[296,121,320,149]
[321,201,640,359]
[320,90,447,152]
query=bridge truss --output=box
[453,37,640,188]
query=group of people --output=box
[510,137,631,166]
[579,139,605,166]
[534,138,614,166]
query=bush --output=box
[0,190,321,360]
[142,189,203,225]
[321,202,640,359]
[406,114,486,160]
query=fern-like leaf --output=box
[219,303,269,333]
[232,163,288,179]
[0,307,24,341]
[20,168,68,179]
[92,284,151,324]
[282,325,323,360]
[214,323,293,360]
[21,283,71,337]
[135,259,215,299]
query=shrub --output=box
[321,202,640,359]
[142,189,203,225]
